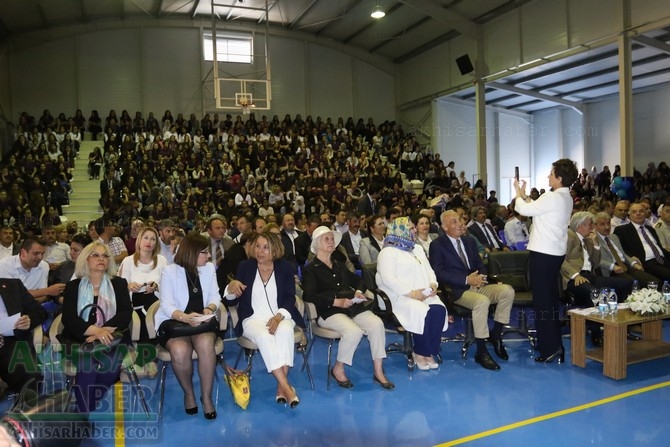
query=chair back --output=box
[488,250,532,304]
[144,301,160,340]
[130,310,141,342]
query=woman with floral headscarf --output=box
[375,217,448,371]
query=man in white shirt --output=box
[504,212,529,248]
[158,219,176,264]
[0,239,65,303]
[0,226,18,261]
[41,225,71,269]
[610,200,630,229]
[333,210,349,234]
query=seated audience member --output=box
[504,207,529,248]
[53,234,93,304]
[654,202,670,250]
[468,206,508,252]
[154,233,220,420]
[358,215,386,265]
[302,227,393,390]
[0,277,46,400]
[339,212,365,269]
[225,232,304,407]
[593,212,658,287]
[61,241,132,413]
[375,217,447,371]
[614,202,670,281]
[0,225,19,261]
[95,218,128,267]
[413,213,438,258]
[118,227,168,344]
[430,210,514,371]
[560,212,633,346]
[0,239,66,303]
[610,200,630,230]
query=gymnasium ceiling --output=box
[1,0,670,114]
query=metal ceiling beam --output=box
[190,0,203,18]
[632,34,670,55]
[396,0,481,41]
[342,3,403,45]
[316,0,362,36]
[290,0,320,29]
[369,15,430,52]
[394,0,533,64]
[489,81,584,113]
[258,0,279,24]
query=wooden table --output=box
[568,307,670,380]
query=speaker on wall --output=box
[456,54,474,75]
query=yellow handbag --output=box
[224,365,251,410]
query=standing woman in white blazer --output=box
[155,233,221,420]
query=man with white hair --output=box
[654,202,670,250]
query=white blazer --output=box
[155,262,221,330]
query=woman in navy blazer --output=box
[230,232,304,408]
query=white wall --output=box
[435,99,531,204]
[5,27,396,124]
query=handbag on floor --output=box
[220,355,251,410]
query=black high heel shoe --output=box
[200,397,217,420]
[289,386,300,409]
[185,406,198,415]
[535,346,564,364]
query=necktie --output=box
[371,199,376,214]
[604,236,627,272]
[639,226,664,264]
[480,224,493,245]
[215,241,223,267]
[456,239,469,268]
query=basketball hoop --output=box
[236,93,254,115]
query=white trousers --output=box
[242,317,296,373]
[318,310,386,366]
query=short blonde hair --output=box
[249,231,284,261]
[74,241,117,278]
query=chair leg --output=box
[125,363,150,418]
[157,362,168,422]
[299,341,315,390]
[325,340,333,391]
[461,318,475,359]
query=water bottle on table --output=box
[631,280,640,293]
[607,288,618,316]
[598,289,609,316]
[663,281,670,304]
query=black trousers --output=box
[0,338,42,393]
[529,251,565,357]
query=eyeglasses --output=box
[89,252,111,259]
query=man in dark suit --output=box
[0,278,46,397]
[468,206,509,252]
[294,215,320,267]
[280,213,299,271]
[357,182,382,216]
[339,212,366,270]
[614,202,670,281]
[429,210,514,371]
[99,169,120,200]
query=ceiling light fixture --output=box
[371,2,385,19]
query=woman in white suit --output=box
[375,217,448,370]
[155,233,221,420]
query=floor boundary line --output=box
[435,380,670,447]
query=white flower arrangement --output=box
[625,288,668,316]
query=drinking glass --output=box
[590,289,600,314]
[648,281,658,291]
